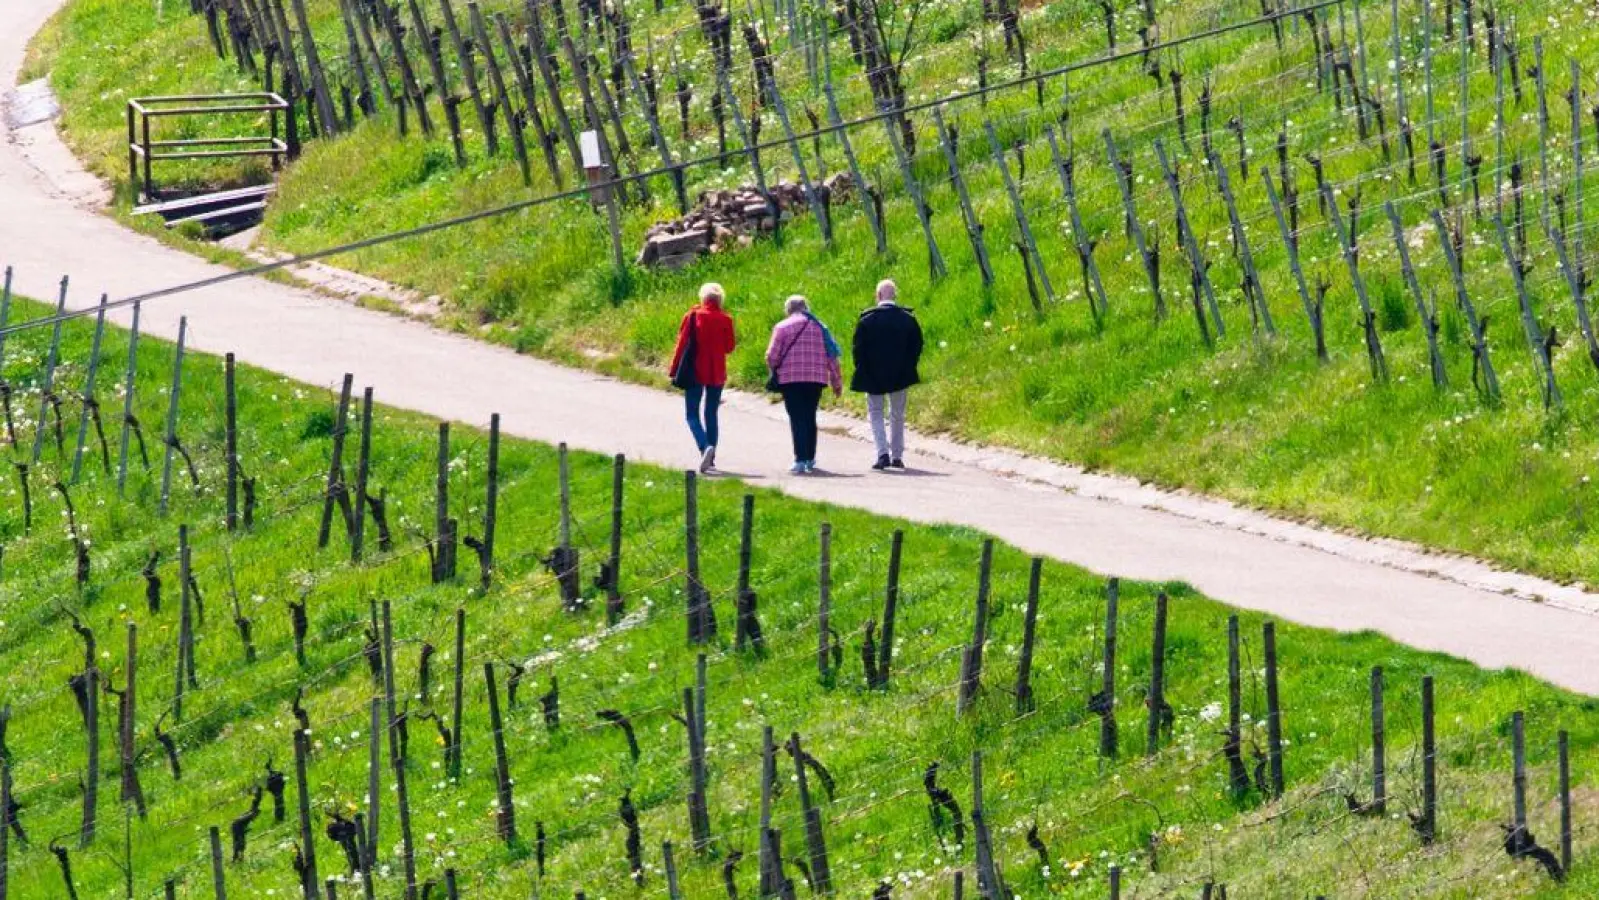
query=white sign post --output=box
[581,129,625,270]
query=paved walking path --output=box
[6,0,1599,692]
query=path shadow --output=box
[802,468,866,479]
[707,470,766,480]
[879,467,948,478]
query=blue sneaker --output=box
[803,460,818,473]
[789,462,808,475]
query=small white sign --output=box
[580,130,603,169]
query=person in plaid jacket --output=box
[765,295,842,474]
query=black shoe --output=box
[872,455,891,470]
[890,458,906,469]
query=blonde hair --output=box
[699,282,724,303]
[785,295,810,315]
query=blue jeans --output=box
[684,385,723,451]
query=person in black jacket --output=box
[850,279,924,470]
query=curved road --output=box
[5,0,1599,691]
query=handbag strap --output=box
[772,317,813,371]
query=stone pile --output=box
[637,173,854,268]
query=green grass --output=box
[26,0,1599,589]
[0,294,1596,898]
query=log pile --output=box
[638,174,854,268]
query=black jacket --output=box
[849,303,924,394]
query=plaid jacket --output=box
[766,314,842,391]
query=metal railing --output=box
[125,93,294,203]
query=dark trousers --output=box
[780,382,824,462]
[684,384,722,451]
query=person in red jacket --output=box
[669,282,737,472]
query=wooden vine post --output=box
[789,732,832,893]
[80,662,99,847]
[957,540,995,715]
[433,423,457,582]
[1383,202,1448,387]
[224,353,239,530]
[1370,666,1386,814]
[1145,592,1169,757]
[882,97,946,279]
[209,826,227,900]
[1210,150,1274,336]
[1154,141,1223,343]
[734,495,766,654]
[293,727,322,898]
[1318,182,1388,382]
[116,302,143,496]
[971,752,1006,899]
[1224,615,1249,795]
[817,522,835,684]
[1097,578,1119,758]
[934,106,994,287]
[1264,622,1284,798]
[158,316,188,516]
[1014,557,1042,715]
[317,374,354,548]
[1560,728,1573,876]
[822,82,886,253]
[30,277,68,466]
[121,622,146,818]
[380,601,420,899]
[450,606,466,781]
[683,658,712,853]
[602,454,624,623]
[1429,209,1500,400]
[1044,127,1107,325]
[1493,214,1562,409]
[874,530,904,689]
[985,121,1054,312]
[761,71,832,244]
[1104,130,1165,320]
[685,472,715,643]
[69,296,109,484]
[475,413,500,589]
[1418,674,1438,843]
[484,662,519,845]
[350,387,374,562]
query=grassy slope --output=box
[0,300,1595,898]
[32,0,1599,591]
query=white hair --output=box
[785,295,810,315]
[699,282,724,302]
[876,279,898,302]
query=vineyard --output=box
[22,0,1599,591]
[0,273,1588,899]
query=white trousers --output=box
[867,391,908,460]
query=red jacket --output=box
[669,302,736,387]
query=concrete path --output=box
[5,0,1599,693]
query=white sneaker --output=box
[699,446,716,473]
[789,462,808,475]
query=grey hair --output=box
[876,279,898,302]
[785,295,810,315]
[699,282,725,302]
